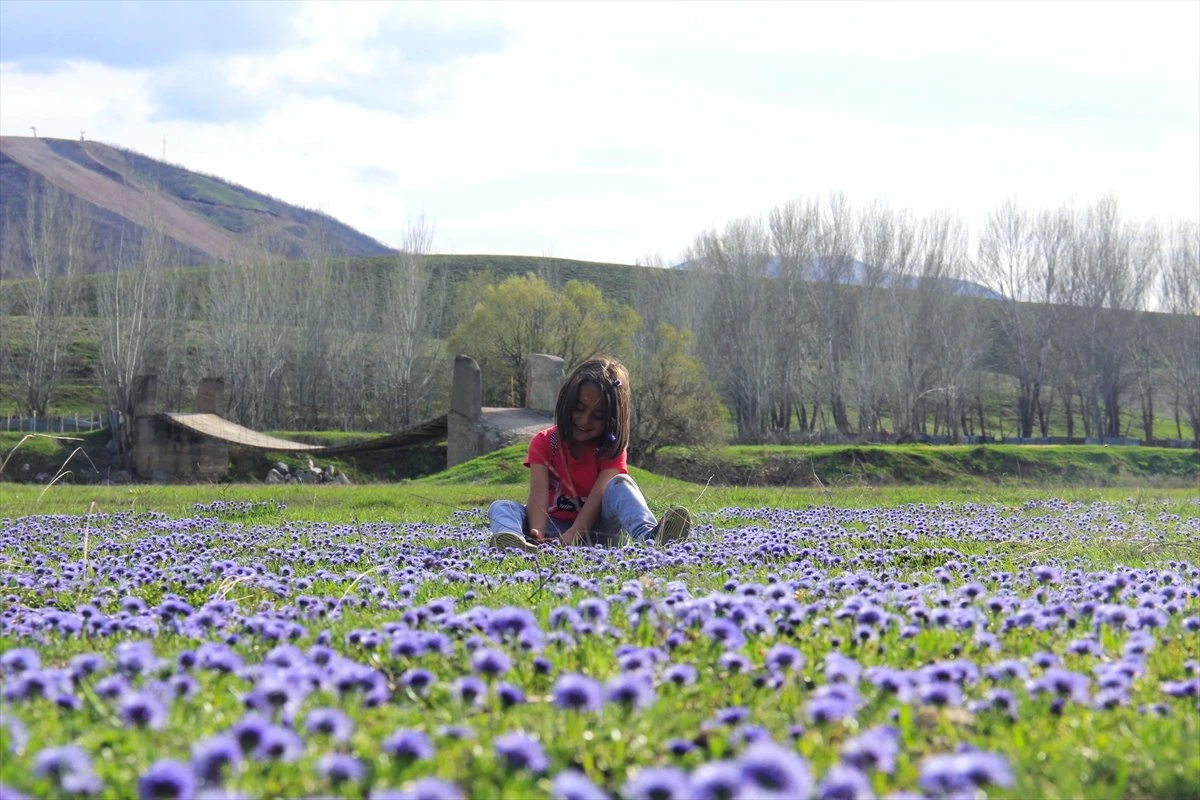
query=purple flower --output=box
[701,618,746,650]
[552,673,605,712]
[623,766,691,800]
[230,715,272,755]
[371,778,464,800]
[806,684,859,724]
[251,725,303,763]
[471,648,512,677]
[2,715,28,755]
[399,668,437,695]
[437,724,477,740]
[688,760,742,800]
[817,764,873,800]
[190,735,241,785]
[551,770,610,800]
[118,690,170,730]
[32,745,101,795]
[604,674,656,710]
[667,739,697,757]
[1033,565,1062,584]
[0,648,40,674]
[841,726,900,774]
[917,681,963,707]
[114,641,158,676]
[494,732,549,773]
[1161,678,1200,698]
[918,751,1014,796]
[737,741,813,798]
[69,653,108,681]
[304,708,354,742]
[825,653,862,684]
[137,760,195,800]
[452,675,487,706]
[496,681,527,708]
[713,706,750,726]
[316,753,365,785]
[664,663,698,686]
[383,729,435,762]
[765,644,805,673]
[1028,668,1090,703]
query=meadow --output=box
[1,469,1198,799]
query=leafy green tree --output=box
[630,323,726,461]
[448,274,639,405]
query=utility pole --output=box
[162,135,167,161]
[80,131,86,142]
[29,126,36,137]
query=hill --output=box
[0,135,394,276]
[675,254,1004,300]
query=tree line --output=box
[2,181,1197,462]
[655,194,1197,444]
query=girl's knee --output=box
[488,499,523,518]
[604,473,638,494]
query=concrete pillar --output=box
[131,374,158,417]
[525,354,565,412]
[130,374,158,479]
[194,377,226,416]
[447,355,484,467]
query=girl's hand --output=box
[559,528,580,547]
[529,528,545,545]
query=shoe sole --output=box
[491,531,536,553]
[655,507,691,546]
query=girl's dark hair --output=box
[555,356,631,459]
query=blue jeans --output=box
[488,474,659,544]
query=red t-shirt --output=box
[524,426,628,523]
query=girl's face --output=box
[571,382,607,444]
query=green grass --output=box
[652,443,1200,489]
[0,485,1196,798]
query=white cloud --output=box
[1,0,1196,264]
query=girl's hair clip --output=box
[607,432,618,442]
[613,379,622,387]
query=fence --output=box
[748,431,1198,449]
[2,413,108,433]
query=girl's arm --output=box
[526,463,550,542]
[561,468,621,546]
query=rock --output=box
[266,469,284,484]
[274,462,290,474]
[332,473,351,485]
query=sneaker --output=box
[654,506,691,546]
[490,531,536,553]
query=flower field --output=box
[1,497,1198,799]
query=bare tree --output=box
[688,217,776,439]
[7,179,89,416]
[768,199,821,433]
[976,199,1068,437]
[1157,221,1200,441]
[379,215,443,427]
[810,193,857,434]
[95,222,172,460]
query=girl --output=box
[488,356,691,551]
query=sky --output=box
[1,0,1197,265]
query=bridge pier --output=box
[130,375,229,482]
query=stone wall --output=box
[130,375,230,482]
[446,354,564,467]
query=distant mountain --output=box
[675,255,1004,300]
[0,136,395,276]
